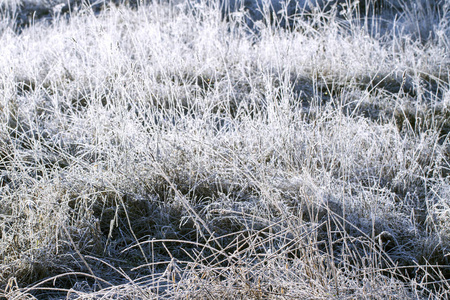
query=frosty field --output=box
[0,0,450,298]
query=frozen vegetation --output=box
[0,0,450,298]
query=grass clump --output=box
[0,0,450,299]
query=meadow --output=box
[0,0,450,298]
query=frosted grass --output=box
[0,0,449,298]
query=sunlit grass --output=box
[0,0,449,298]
